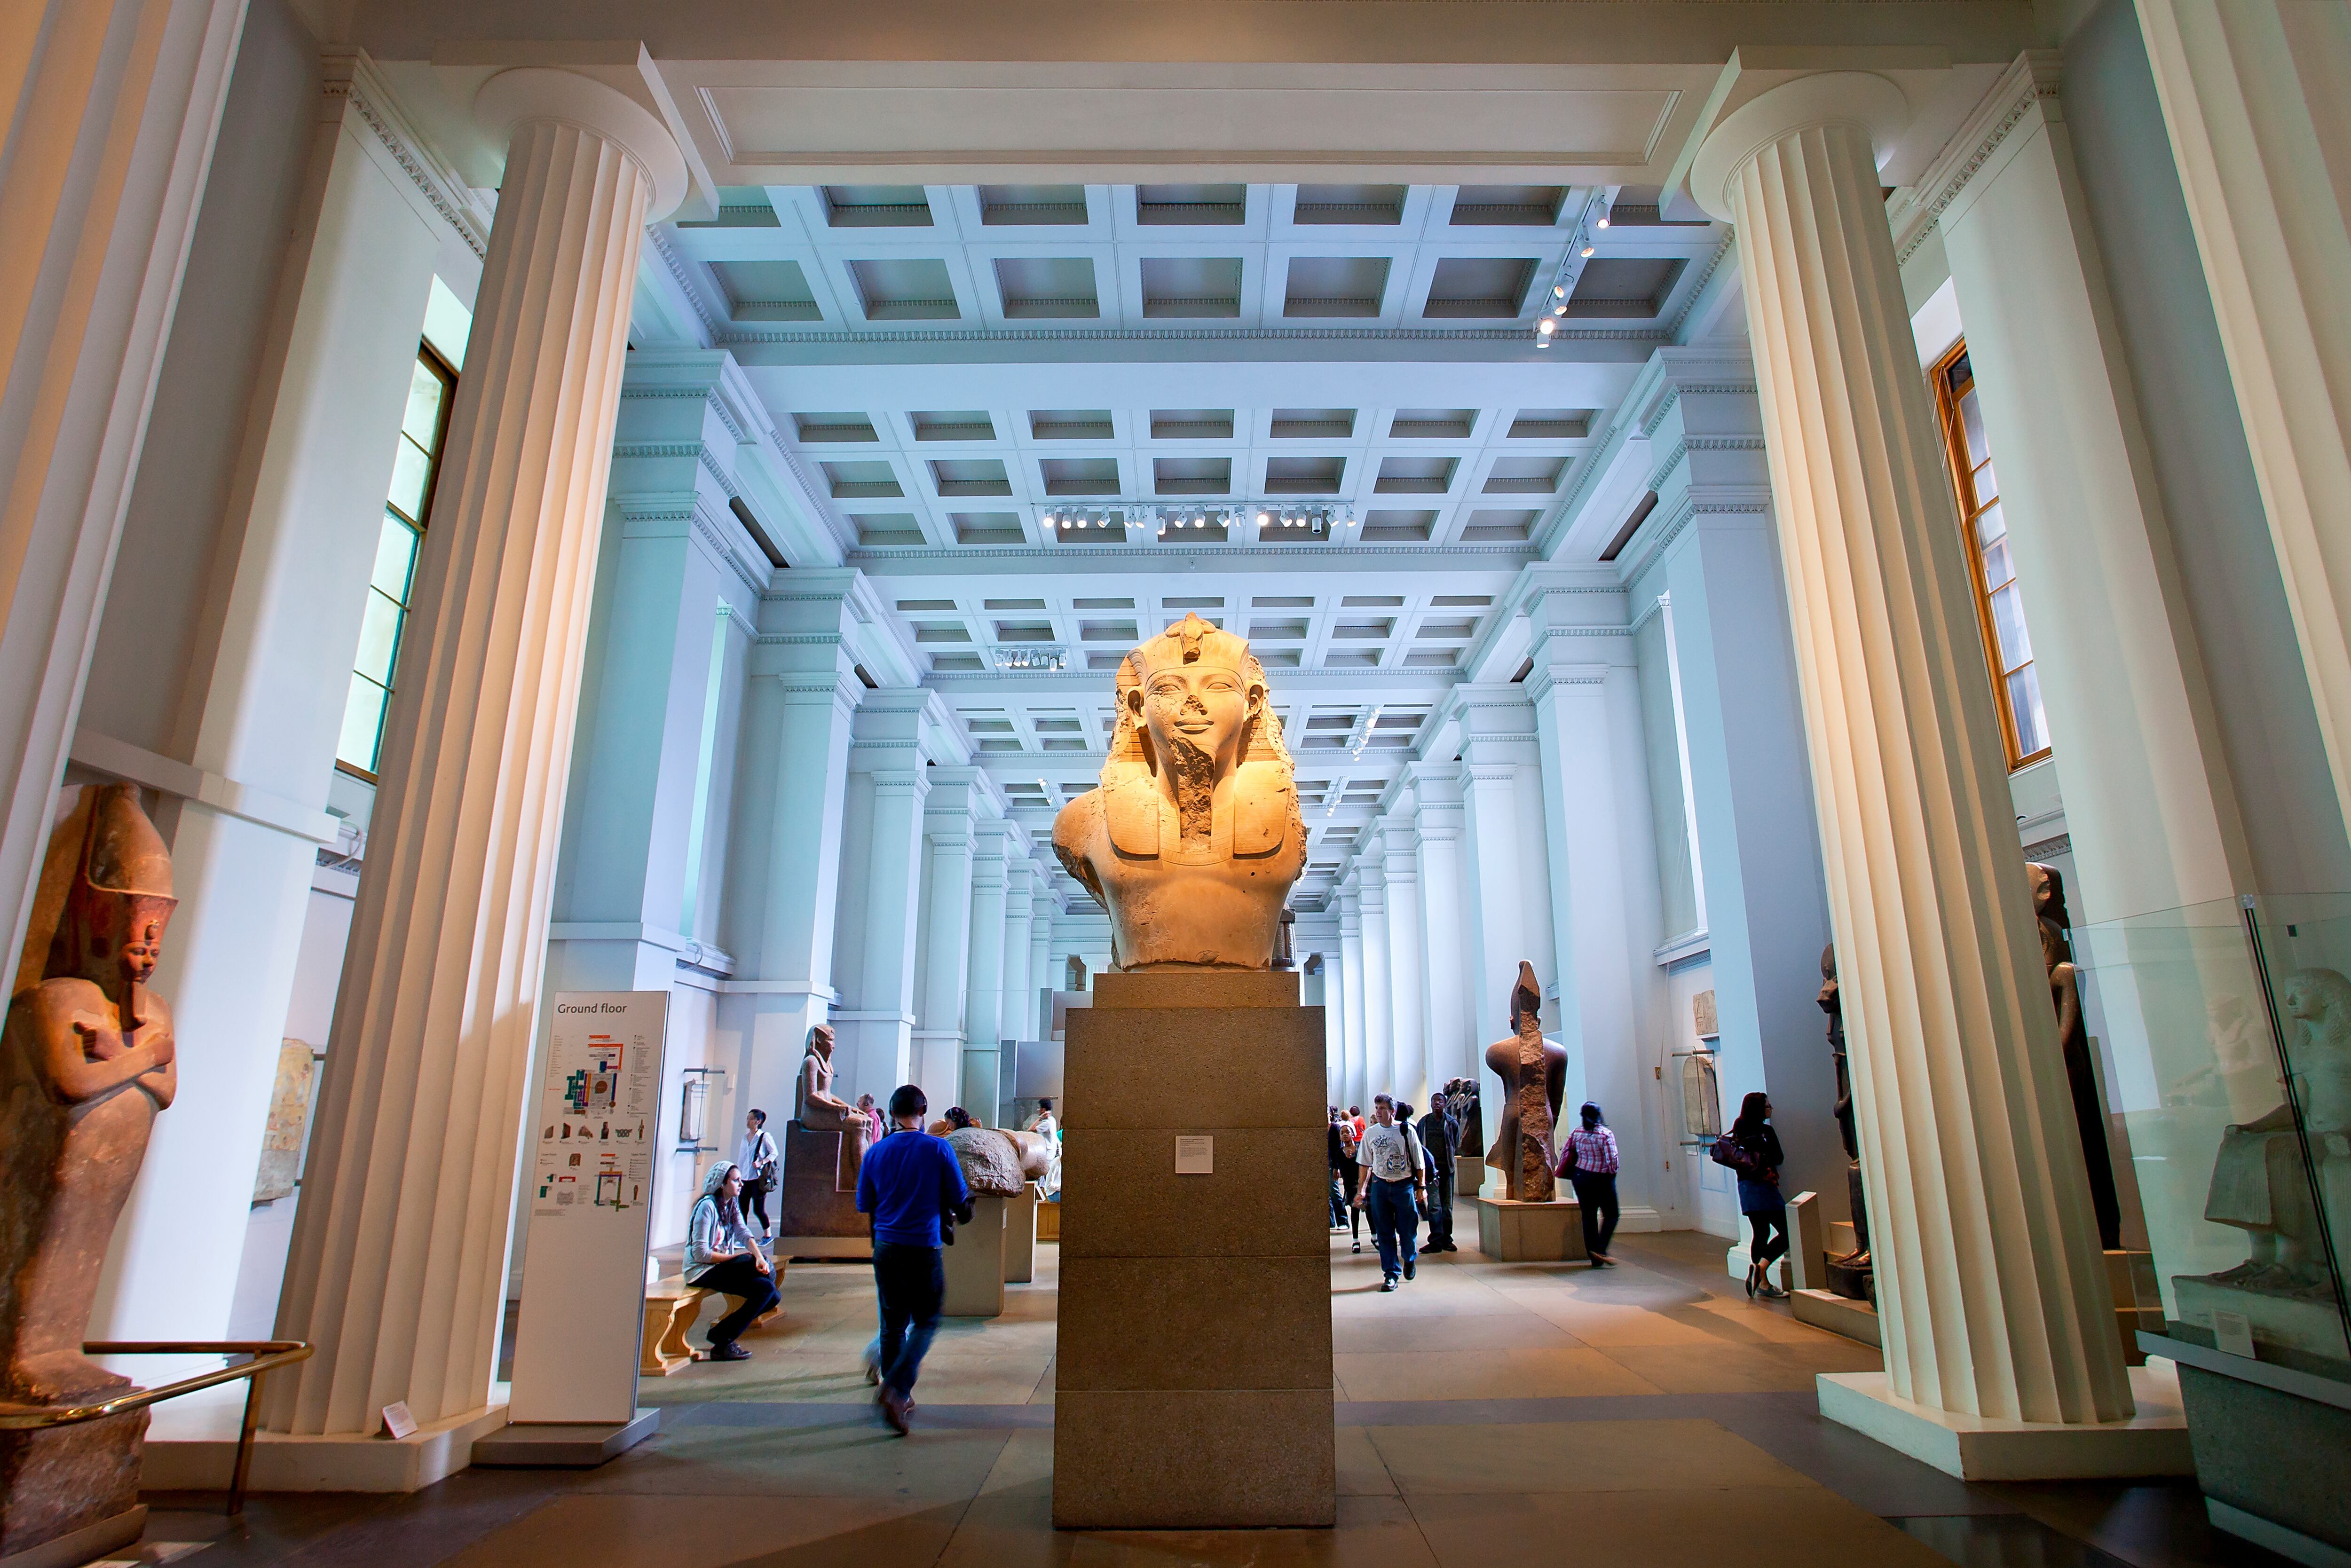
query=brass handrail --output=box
[0,1339,312,1516]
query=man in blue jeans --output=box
[855,1083,971,1433]
[1351,1095,1427,1291]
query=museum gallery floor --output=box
[132,1226,2252,1568]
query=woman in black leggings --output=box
[1731,1092,1789,1299]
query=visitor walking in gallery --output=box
[1333,1108,1365,1249]
[1558,1101,1621,1266]
[1417,1093,1459,1253]
[856,1083,972,1434]
[1349,1104,1365,1144]
[683,1161,778,1362]
[1327,1107,1352,1230]
[1352,1094,1427,1291]
[738,1109,779,1242]
[1728,1092,1790,1298]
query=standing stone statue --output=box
[0,785,178,1561]
[1484,963,1567,1202]
[2029,863,2123,1251]
[1053,614,1306,969]
[1820,944,1873,1301]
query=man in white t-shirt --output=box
[1351,1095,1427,1290]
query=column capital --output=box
[474,67,689,221]
[1688,70,1912,222]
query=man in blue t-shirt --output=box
[855,1083,970,1433]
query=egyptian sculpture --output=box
[1484,962,1568,1202]
[0,785,177,1557]
[1053,614,1306,969]
[2196,966,2351,1302]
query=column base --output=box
[142,1392,509,1493]
[472,1409,658,1468]
[1817,1365,2191,1480]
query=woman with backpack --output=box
[1725,1092,1789,1298]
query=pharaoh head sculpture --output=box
[21,783,176,999]
[1053,615,1305,969]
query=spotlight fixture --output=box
[1581,245,1595,258]
[1553,284,1567,299]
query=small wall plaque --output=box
[1693,989,1719,1039]
[381,1401,419,1440]
[1174,1135,1214,1174]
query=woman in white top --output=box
[1025,1099,1062,1198]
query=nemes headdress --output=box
[17,783,175,996]
[1102,614,1294,788]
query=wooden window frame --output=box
[337,341,458,784]
[1929,339,2050,772]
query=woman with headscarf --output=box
[1728,1091,1789,1298]
[685,1160,779,1360]
[1557,1101,1621,1266]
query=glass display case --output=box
[2073,894,2351,1379]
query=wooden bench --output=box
[642,1268,785,1376]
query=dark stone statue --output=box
[0,785,178,1560]
[1484,962,1566,1202]
[1820,944,1874,1303]
[2029,863,2123,1251]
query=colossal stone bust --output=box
[1484,962,1567,1203]
[1053,614,1305,969]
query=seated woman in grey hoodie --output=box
[685,1160,778,1360]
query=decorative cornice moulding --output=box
[1893,50,2062,266]
[321,51,490,259]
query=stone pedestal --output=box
[1054,971,1335,1529]
[0,1408,147,1564]
[943,1194,1006,1317]
[1005,1186,1039,1284]
[1794,1289,1883,1347]
[772,1123,870,1259]
[1476,1195,1586,1263]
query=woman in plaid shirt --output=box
[1558,1102,1621,1266]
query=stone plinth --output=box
[1053,970,1335,1529]
[1818,1363,2190,1481]
[0,1408,147,1564]
[1793,1288,1883,1347]
[1005,1186,1039,1284]
[1476,1195,1586,1262]
[773,1123,870,1260]
[943,1195,1007,1317]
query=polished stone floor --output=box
[135,1218,2288,1567]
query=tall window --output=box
[1932,341,2048,768]
[336,345,455,777]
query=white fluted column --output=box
[830,690,937,1104]
[269,70,686,1435]
[963,822,1010,1112]
[2134,1,2351,839]
[1338,886,1367,1109]
[1031,890,1055,1039]
[1380,814,1428,1108]
[913,771,981,1114]
[1002,857,1036,1039]
[1453,686,1555,1196]
[1410,765,1475,1094]
[1357,872,1392,1101]
[1692,72,2131,1427]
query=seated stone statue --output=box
[2198,967,2351,1299]
[1053,614,1305,969]
[794,1024,874,1169]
